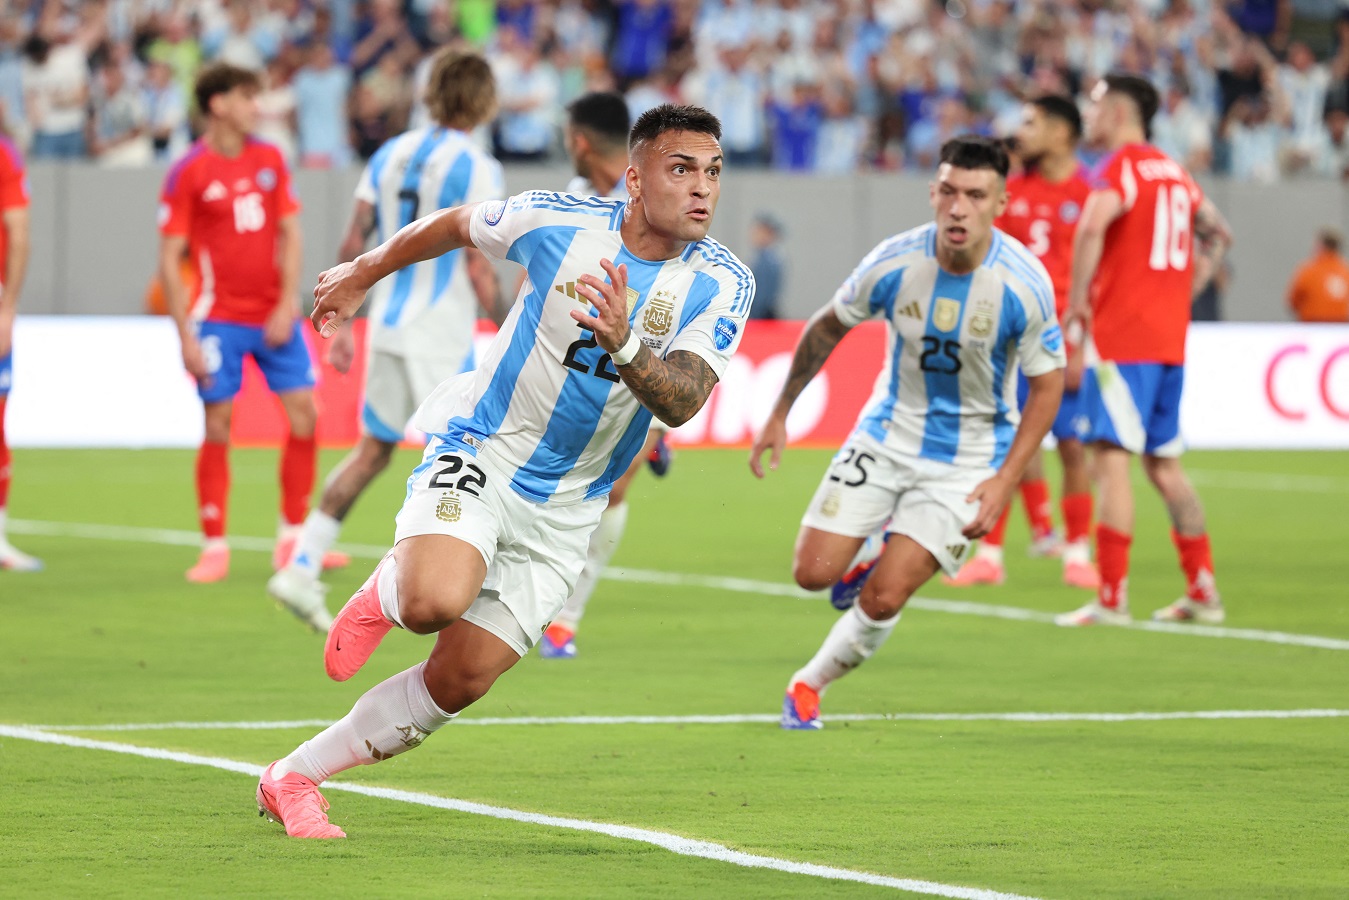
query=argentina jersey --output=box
[413,190,755,504]
[357,126,505,361]
[833,223,1064,469]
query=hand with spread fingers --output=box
[311,261,373,339]
[570,258,633,353]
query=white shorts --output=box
[362,350,467,444]
[801,436,994,576]
[394,441,606,655]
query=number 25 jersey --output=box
[159,138,300,326]
[415,191,755,504]
[1089,143,1203,365]
[833,223,1064,470]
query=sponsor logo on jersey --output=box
[202,180,228,202]
[642,291,676,336]
[947,543,968,561]
[1060,201,1081,223]
[256,168,277,190]
[1041,324,1064,353]
[713,316,738,351]
[462,433,485,451]
[933,297,961,332]
[482,200,506,226]
[435,491,462,523]
[898,300,922,320]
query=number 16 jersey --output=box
[832,223,1064,471]
[414,191,755,504]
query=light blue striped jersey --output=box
[413,190,755,503]
[356,126,505,360]
[833,223,1064,469]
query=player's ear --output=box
[625,165,640,204]
[994,183,1009,217]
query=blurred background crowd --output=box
[2,0,1347,180]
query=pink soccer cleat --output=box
[256,762,346,838]
[272,535,350,572]
[324,555,395,681]
[186,544,230,583]
[942,555,1006,587]
[1062,559,1102,590]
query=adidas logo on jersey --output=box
[202,180,228,202]
[553,282,588,304]
[947,543,968,561]
[898,301,922,320]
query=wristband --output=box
[610,331,642,366]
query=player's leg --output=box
[1141,365,1223,623]
[945,499,1010,587]
[542,431,655,658]
[1057,434,1100,589]
[0,381,43,571]
[1017,448,1060,556]
[186,323,247,582]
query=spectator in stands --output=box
[351,0,418,80]
[1287,227,1349,322]
[255,50,299,162]
[610,0,673,89]
[770,77,824,171]
[816,85,868,174]
[747,212,785,320]
[146,12,203,104]
[685,43,767,167]
[1278,40,1331,173]
[1311,105,1349,179]
[492,26,560,161]
[1153,80,1215,172]
[21,32,89,159]
[203,0,278,71]
[0,13,27,145]
[292,40,352,167]
[142,56,189,162]
[88,56,151,167]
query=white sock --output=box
[1061,539,1090,565]
[289,510,342,579]
[375,554,408,630]
[275,662,456,783]
[553,501,629,632]
[203,537,228,552]
[789,605,900,692]
[975,542,1004,565]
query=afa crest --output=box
[821,489,841,518]
[932,297,961,332]
[968,299,995,338]
[435,491,462,524]
[642,291,676,336]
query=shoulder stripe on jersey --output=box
[690,240,754,316]
[513,191,624,218]
[992,241,1054,320]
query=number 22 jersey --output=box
[159,138,300,326]
[414,191,755,504]
[832,223,1064,470]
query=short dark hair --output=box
[195,62,261,116]
[1102,73,1160,130]
[1319,226,1343,254]
[938,135,1010,178]
[1030,94,1083,141]
[629,104,722,152]
[568,92,630,151]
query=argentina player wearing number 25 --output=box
[256,105,754,838]
[750,136,1065,730]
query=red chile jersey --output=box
[158,138,300,326]
[0,137,29,278]
[1088,143,1203,365]
[995,166,1091,317]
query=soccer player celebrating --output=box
[0,134,40,572]
[268,50,507,622]
[751,137,1065,731]
[947,96,1099,590]
[256,106,753,837]
[539,91,674,659]
[158,64,322,595]
[1055,75,1232,628]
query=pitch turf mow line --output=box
[13,518,1349,652]
[0,725,1042,900]
[24,709,1349,733]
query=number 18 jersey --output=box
[1089,143,1203,365]
[832,223,1064,470]
[414,191,754,504]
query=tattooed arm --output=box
[748,305,852,478]
[1192,197,1233,296]
[615,348,719,428]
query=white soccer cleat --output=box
[1152,595,1226,625]
[1027,532,1064,558]
[1055,600,1132,627]
[0,542,43,572]
[267,567,334,633]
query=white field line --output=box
[0,725,1041,900]
[12,518,1349,652]
[1183,468,1349,494]
[24,708,1349,733]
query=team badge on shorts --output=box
[933,297,961,332]
[436,491,463,523]
[821,489,841,518]
[642,291,676,336]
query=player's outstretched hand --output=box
[312,261,370,339]
[571,259,631,354]
[963,472,1016,539]
[749,415,788,479]
[327,323,356,374]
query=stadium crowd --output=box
[2,0,1347,179]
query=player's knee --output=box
[396,578,475,635]
[858,579,911,621]
[792,557,840,593]
[360,439,396,475]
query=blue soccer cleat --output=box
[829,532,884,610]
[646,434,673,477]
[538,626,577,659]
[781,682,823,730]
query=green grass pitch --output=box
[1,447,1346,898]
